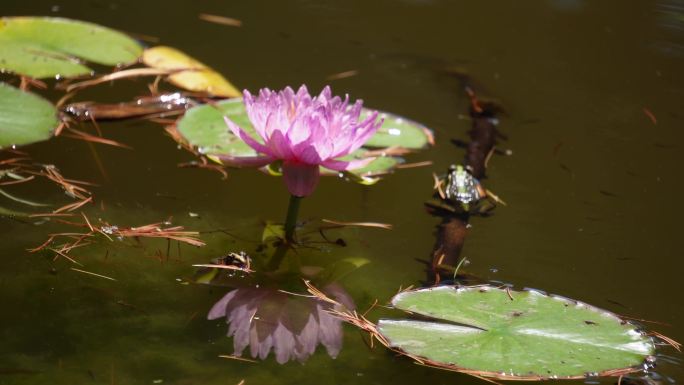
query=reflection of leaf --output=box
[0,17,142,78]
[0,82,58,148]
[262,221,285,243]
[0,188,49,207]
[378,286,654,379]
[0,205,29,218]
[142,46,240,97]
[316,257,369,286]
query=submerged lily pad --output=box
[378,286,654,380]
[142,46,240,97]
[0,83,58,148]
[0,17,142,78]
[175,99,427,178]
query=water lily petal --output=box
[282,162,320,197]
[207,290,238,320]
[267,129,294,160]
[336,111,383,157]
[317,304,343,358]
[273,324,296,364]
[224,116,272,156]
[297,145,323,165]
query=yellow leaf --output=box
[142,46,240,97]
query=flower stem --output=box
[284,194,302,243]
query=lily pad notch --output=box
[366,285,656,381]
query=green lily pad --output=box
[0,82,58,148]
[0,17,142,78]
[320,149,401,179]
[176,99,257,157]
[378,286,654,380]
[363,111,434,150]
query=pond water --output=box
[1,0,683,384]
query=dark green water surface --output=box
[1,0,683,384]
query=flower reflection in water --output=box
[208,283,354,364]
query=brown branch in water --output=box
[64,94,192,122]
[463,88,500,180]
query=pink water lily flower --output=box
[219,85,383,197]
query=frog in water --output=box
[426,164,503,215]
[444,164,485,212]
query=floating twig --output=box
[321,219,393,230]
[199,13,243,27]
[70,267,117,281]
[326,70,359,81]
[396,160,433,169]
[62,127,132,149]
[643,107,657,125]
[64,68,173,92]
[217,354,257,363]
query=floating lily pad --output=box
[0,17,142,78]
[363,111,434,149]
[320,149,401,180]
[176,98,257,157]
[0,83,58,148]
[378,286,654,380]
[142,46,240,97]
